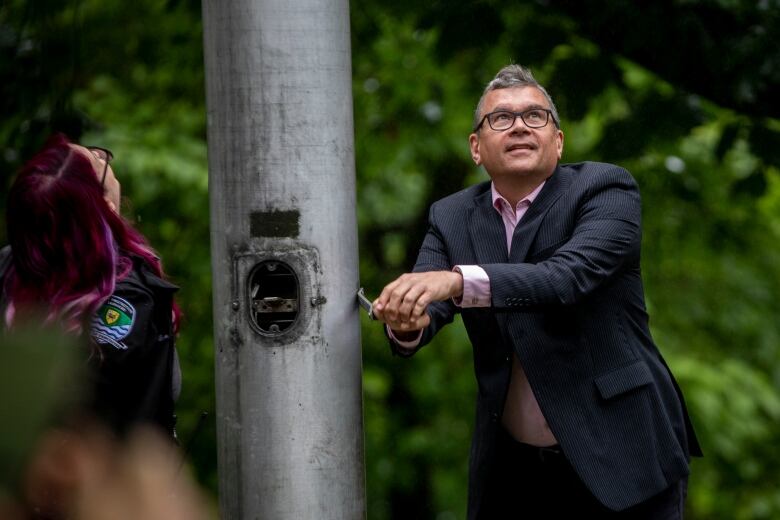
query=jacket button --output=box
[491,412,499,422]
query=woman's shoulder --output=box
[104,261,167,320]
[126,255,179,294]
[90,261,169,352]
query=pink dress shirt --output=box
[389,181,556,446]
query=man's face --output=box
[469,86,563,182]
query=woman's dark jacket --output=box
[0,246,180,437]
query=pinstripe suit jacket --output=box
[389,161,701,517]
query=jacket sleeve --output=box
[483,166,642,309]
[90,284,157,360]
[88,282,161,433]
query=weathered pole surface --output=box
[201,0,365,518]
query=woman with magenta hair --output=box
[0,134,181,438]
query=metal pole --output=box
[201,1,365,518]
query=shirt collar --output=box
[491,181,546,213]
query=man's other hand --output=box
[372,271,463,332]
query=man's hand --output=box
[372,271,463,332]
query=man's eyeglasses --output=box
[87,146,113,187]
[474,108,557,132]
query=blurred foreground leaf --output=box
[0,325,84,492]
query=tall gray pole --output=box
[201,1,365,518]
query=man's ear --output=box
[469,133,481,165]
[556,129,564,159]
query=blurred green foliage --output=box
[0,325,83,495]
[1,0,779,518]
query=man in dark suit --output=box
[372,64,702,519]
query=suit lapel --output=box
[467,188,507,337]
[468,189,508,264]
[509,166,569,262]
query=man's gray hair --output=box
[473,64,560,131]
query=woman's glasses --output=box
[86,146,113,187]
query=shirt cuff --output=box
[453,265,491,308]
[386,325,423,349]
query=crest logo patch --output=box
[91,295,136,350]
[106,308,120,325]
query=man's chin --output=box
[505,158,538,175]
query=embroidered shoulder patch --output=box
[91,295,136,350]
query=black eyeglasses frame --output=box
[86,146,114,187]
[474,108,557,132]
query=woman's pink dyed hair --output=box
[4,134,179,333]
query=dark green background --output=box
[2,1,779,518]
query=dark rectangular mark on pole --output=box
[250,210,300,238]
